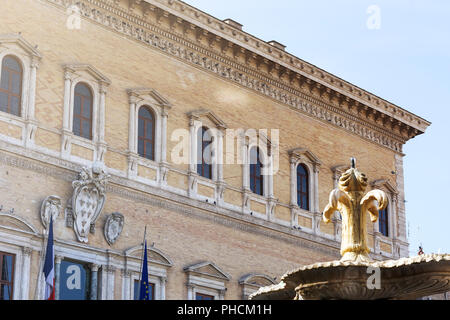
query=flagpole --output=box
[138,225,147,297]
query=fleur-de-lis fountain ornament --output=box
[323,158,387,263]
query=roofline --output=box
[145,0,430,131]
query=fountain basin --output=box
[250,254,450,300]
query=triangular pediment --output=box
[370,179,398,195]
[127,88,172,108]
[187,109,227,130]
[184,261,231,280]
[289,147,321,165]
[0,33,42,59]
[64,64,111,85]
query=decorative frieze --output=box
[42,0,424,154]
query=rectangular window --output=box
[134,279,155,300]
[379,209,389,237]
[196,293,214,300]
[0,252,15,300]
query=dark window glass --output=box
[59,260,91,300]
[249,147,264,196]
[0,56,22,116]
[296,164,309,210]
[134,279,155,300]
[196,293,214,300]
[0,252,15,300]
[197,127,212,179]
[137,106,155,161]
[379,207,389,237]
[73,83,93,140]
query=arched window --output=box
[138,106,156,161]
[249,147,264,196]
[0,56,23,116]
[296,164,309,210]
[379,206,389,237]
[73,83,93,140]
[197,126,212,179]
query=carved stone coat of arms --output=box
[40,195,62,229]
[71,164,110,243]
[104,212,124,246]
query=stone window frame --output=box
[187,110,227,203]
[122,245,173,300]
[130,270,165,300]
[241,131,276,220]
[0,34,42,148]
[52,247,110,301]
[370,179,399,257]
[61,64,111,165]
[0,210,40,300]
[184,261,230,301]
[126,88,172,186]
[289,148,321,231]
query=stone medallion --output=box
[104,212,124,246]
[40,195,62,229]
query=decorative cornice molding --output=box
[141,0,430,133]
[41,0,427,154]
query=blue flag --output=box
[139,241,150,300]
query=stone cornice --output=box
[143,0,430,133]
[42,0,429,153]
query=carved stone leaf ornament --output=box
[40,195,62,229]
[71,163,110,243]
[104,212,124,246]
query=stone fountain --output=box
[251,160,450,300]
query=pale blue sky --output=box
[184,0,450,255]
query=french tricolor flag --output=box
[43,218,55,300]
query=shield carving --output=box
[71,165,109,243]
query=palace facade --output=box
[0,0,430,300]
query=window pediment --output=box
[127,88,172,109]
[0,34,42,60]
[184,261,231,281]
[0,212,38,234]
[370,179,398,195]
[64,64,111,86]
[187,109,227,130]
[289,147,321,166]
